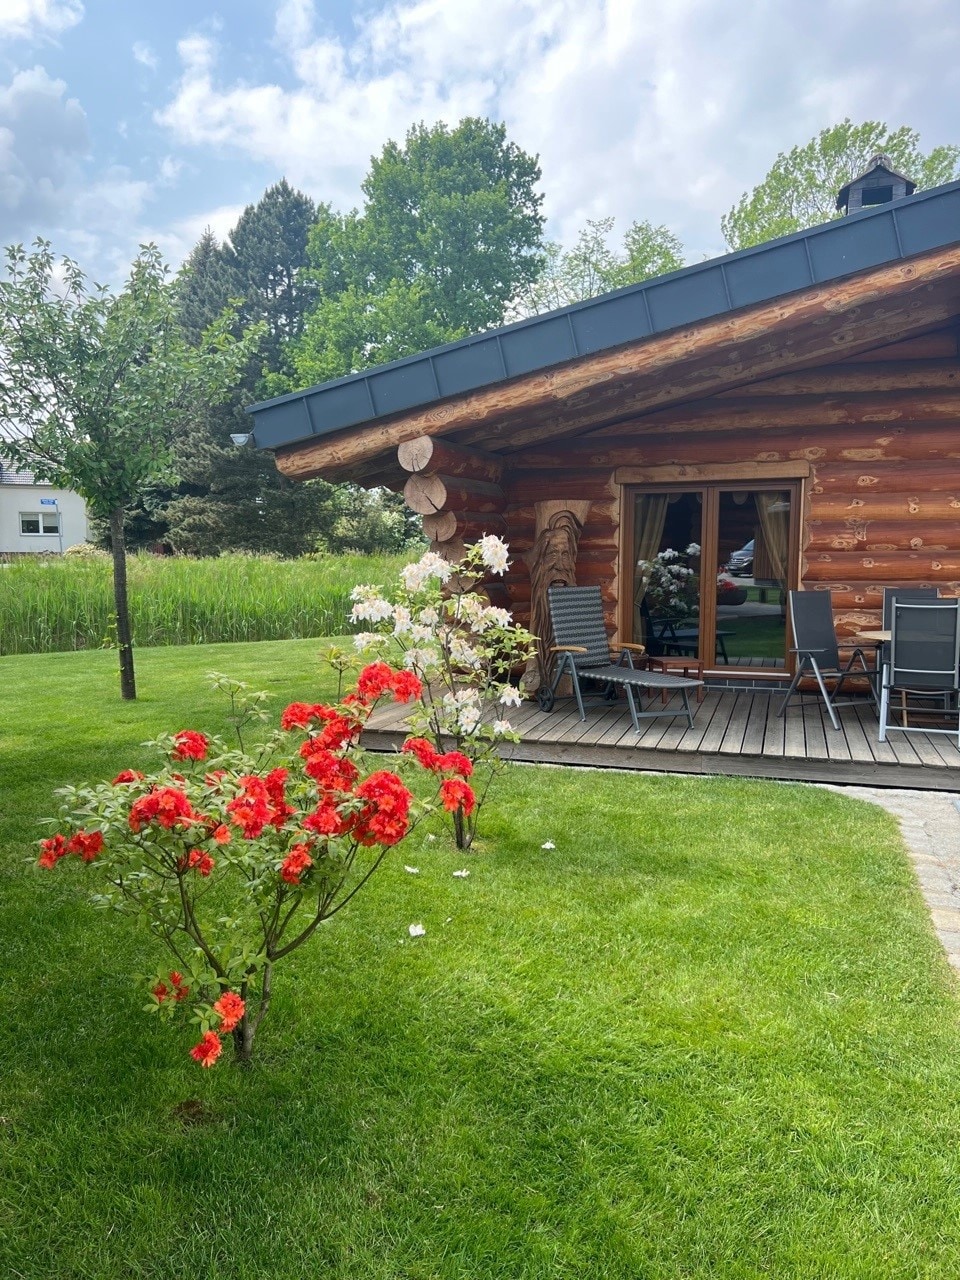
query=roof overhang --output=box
[247,181,960,486]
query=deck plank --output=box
[362,686,960,791]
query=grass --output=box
[3,641,960,1277]
[0,551,410,654]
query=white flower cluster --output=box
[478,534,510,575]
[400,552,452,593]
[350,584,394,624]
[442,687,483,735]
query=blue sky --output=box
[2,0,959,284]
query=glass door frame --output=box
[622,478,804,675]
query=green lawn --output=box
[3,641,960,1278]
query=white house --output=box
[0,459,90,555]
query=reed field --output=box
[0,552,410,654]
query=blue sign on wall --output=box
[39,497,58,506]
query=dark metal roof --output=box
[248,178,960,452]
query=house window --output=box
[20,511,60,535]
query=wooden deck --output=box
[364,688,960,791]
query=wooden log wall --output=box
[500,327,960,642]
[391,329,960,647]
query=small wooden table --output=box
[856,630,890,644]
[644,654,706,702]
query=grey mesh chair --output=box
[878,587,939,671]
[778,590,873,731]
[879,599,960,746]
[538,585,702,732]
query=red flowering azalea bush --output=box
[39,666,469,1067]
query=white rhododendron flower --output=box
[499,685,523,707]
[352,631,379,651]
[401,552,452,592]
[492,719,513,736]
[448,636,483,669]
[478,534,510,575]
[392,605,413,636]
[350,585,394,623]
[418,606,439,626]
[403,646,440,672]
[409,623,434,643]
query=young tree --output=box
[722,120,960,251]
[513,216,685,317]
[0,240,260,699]
[291,118,545,384]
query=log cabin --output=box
[247,161,960,692]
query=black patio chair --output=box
[638,596,733,663]
[876,587,939,671]
[538,585,703,732]
[879,598,960,746]
[777,590,874,731]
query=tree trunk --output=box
[109,508,136,700]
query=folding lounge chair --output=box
[879,599,960,746]
[537,585,703,732]
[778,590,874,731]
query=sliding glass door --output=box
[629,482,800,671]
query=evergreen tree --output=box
[161,184,336,557]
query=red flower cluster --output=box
[112,769,144,785]
[401,738,473,779]
[300,742,359,795]
[212,990,245,1033]
[356,662,423,706]
[190,1030,223,1068]
[153,969,190,1003]
[353,771,413,847]
[440,778,476,815]
[280,843,313,886]
[129,786,196,833]
[226,771,292,839]
[280,702,364,750]
[38,829,105,869]
[172,730,209,762]
[303,801,350,838]
[280,702,324,731]
[177,848,215,877]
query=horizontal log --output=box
[593,390,960,437]
[506,582,618,606]
[802,584,960,608]
[730,359,960,398]
[805,521,960,553]
[422,510,507,542]
[810,462,960,495]
[840,333,957,362]
[803,552,960,580]
[503,474,617,505]
[397,435,503,482]
[513,421,960,471]
[402,473,505,515]
[810,493,960,520]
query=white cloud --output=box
[0,0,83,41]
[0,65,89,239]
[155,0,960,259]
[132,41,158,71]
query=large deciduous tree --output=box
[0,240,259,699]
[513,216,685,316]
[291,118,545,384]
[722,119,960,251]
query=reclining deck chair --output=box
[879,598,960,746]
[778,590,874,731]
[537,585,703,732]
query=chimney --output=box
[836,154,916,215]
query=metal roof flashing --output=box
[247,178,960,453]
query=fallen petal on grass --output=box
[408,923,426,938]
[452,869,470,878]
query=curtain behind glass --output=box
[755,491,790,585]
[632,494,669,643]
